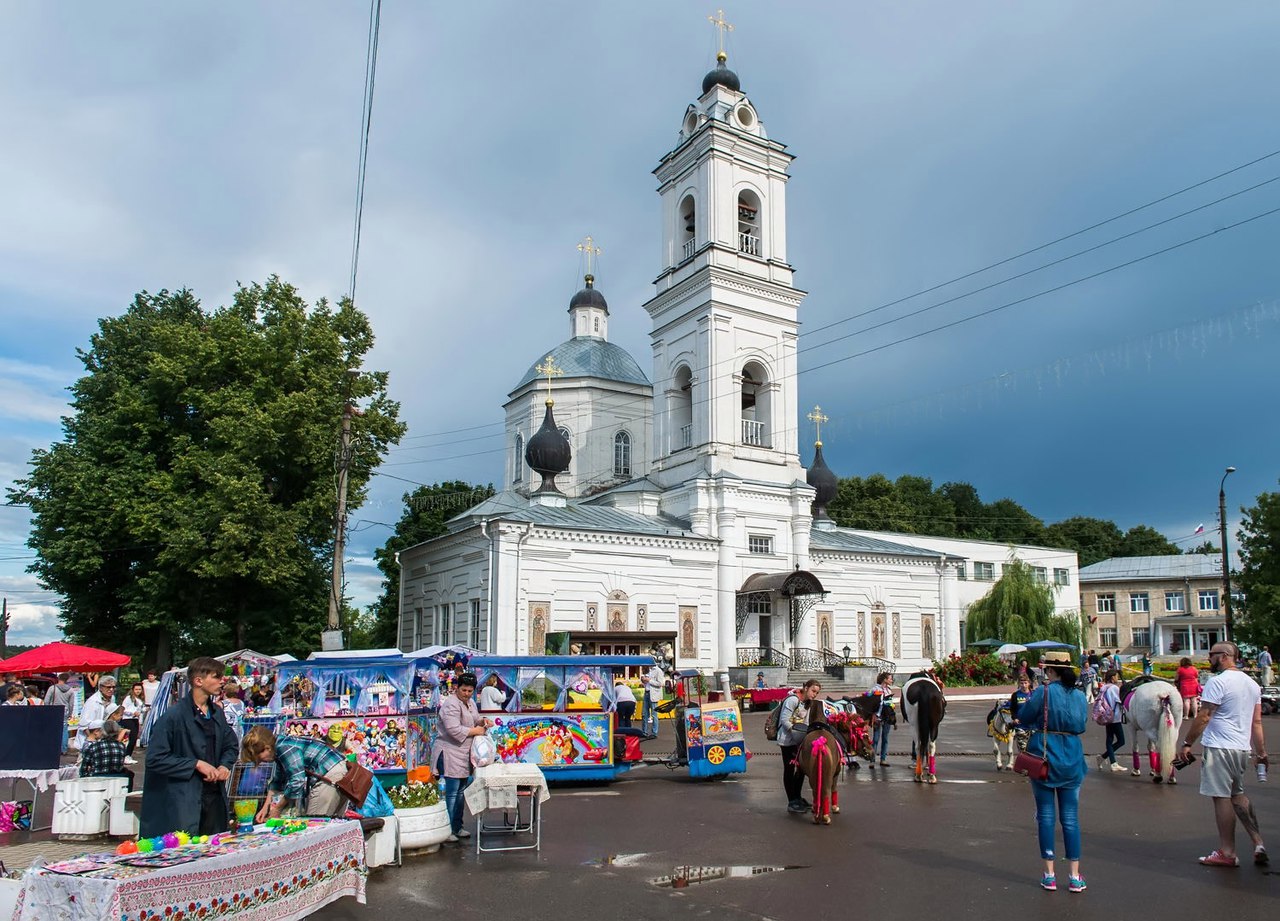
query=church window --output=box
[740,361,771,447]
[593,316,599,333]
[737,189,762,257]
[613,431,632,478]
[748,535,773,555]
[671,364,694,452]
[513,434,524,482]
[679,194,696,262]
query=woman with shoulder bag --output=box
[1018,650,1089,893]
[432,672,492,843]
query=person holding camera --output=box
[1180,642,1268,868]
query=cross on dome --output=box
[577,235,601,278]
[535,354,564,405]
[708,9,734,58]
[807,405,829,446]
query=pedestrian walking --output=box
[42,673,77,754]
[1078,661,1098,703]
[1259,646,1274,688]
[1020,650,1089,892]
[1096,669,1127,772]
[432,672,492,843]
[1180,642,1268,868]
[119,682,146,763]
[777,679,821,813]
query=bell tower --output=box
[644,43,807,490]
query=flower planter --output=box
[395,802,451,854]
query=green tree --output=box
[828,474,913,532]
[895,474,957,536]
[1236,487,1280,652]
[939,481,989,538]
[366,481,496,647]
[1116,524,1181,557]
[8,279,405,667]
[1043,516,1124,567]
[980,498,1046,545]
[965,559,1080,647]
[1188,541,1220,555]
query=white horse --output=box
[986,703,1025,771]
[1122,680,1183,784]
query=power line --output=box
[347,0,382,307]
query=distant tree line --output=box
[827,474,1186,567]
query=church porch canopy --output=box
[736,570,827,641]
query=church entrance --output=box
[759,615,774,651]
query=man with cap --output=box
[76,674,121,750]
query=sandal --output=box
[1198,850,1239,867]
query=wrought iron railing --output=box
[736,646,791,668]
[789,647,834,672]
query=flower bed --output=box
[931,652,1010,687]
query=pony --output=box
[1122,679,1183,784]
[795,701,873,824]
[901,670,947,783]
[985,702,1025,771]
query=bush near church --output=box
[931,652,1009,687]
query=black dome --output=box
[568,274,608,312]
[807,442,839,520]
[525,401,571,494]
[701,54,741,94]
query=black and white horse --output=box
[901,671,946,783]
[986,702,1025,771]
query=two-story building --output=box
[1078,554,1226,656]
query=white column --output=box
[941,560,962,657]
[715,508,738,693]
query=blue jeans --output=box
[441,775,473,835]
[641,695,658,735]
[873,722,891,761]
[1105,723,1125,763]
[1031,781,1081,861]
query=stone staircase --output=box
[785,669,870,699]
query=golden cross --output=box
[577,235,601,277]
[708,9,734,56]
[807,405,829,445]
[535,354,564,404]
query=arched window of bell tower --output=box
[737,189,762,258]
[679,195,697,263]
[740,360,772,448]
[672,364,694,453]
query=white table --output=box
[463,763,549,854]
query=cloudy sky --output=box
[4,2,1279,647]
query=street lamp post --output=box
[842,644,851,665]
[1219,466,1236,642]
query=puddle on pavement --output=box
[649,865,807,888]
[586,852,650,867]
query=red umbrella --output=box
[0,641,131,677]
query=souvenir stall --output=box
[270,656,415,774]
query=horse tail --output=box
[1157,691,1177,777]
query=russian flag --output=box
[1194,524,1205,535]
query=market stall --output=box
[11,817,366,921]
[270,656,415,774]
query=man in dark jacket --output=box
[140,656,238,837]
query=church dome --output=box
[807,442,839,520]
[568,274,609,313]
[702,52,741,94]
[525,401,571,494]
[513,337,650,392]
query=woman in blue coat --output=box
[140,657,238,837]
[1019,649,1089,893]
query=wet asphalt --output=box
[315,700,1278,919]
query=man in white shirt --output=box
[642,664,665,737]
[1259,646,1274,689]
[75,674,120,751]
[141,670,161,708]
[1182,642,1268,867]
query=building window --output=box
[1033,566,1048,585]
[1053,568,1069,586]
[1096,593,1116,614]
[1198,589,1219,611]
[955,561,966,580]
[974,562,995,581]
[1132,627,1151,648]
[748,535,773,555]
[439,603,452,644]
[746,594,772,615]
[1129,592,1149,613]
[613,431,632,478]
[1165,591,1184,612]
[470,599,481,650]
[1099,627,1118,647]
[513,434,524,482]
[593,317,599,333]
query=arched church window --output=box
[740,361,771,448]
[737,189,761,257]
[613,431,632,478]
[593,316,599,333]
[679,195,696,262]
[672,364,694,453]
[513,433,524,482]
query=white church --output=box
[395,49,1079,684]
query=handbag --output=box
[1013,687,1051,781]
[309,760,375,809]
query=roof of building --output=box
[809,527,941,559]
[1079,554,1222,583]
[513,336,650,391]
[443,490,700,540]
[702,54,741,94]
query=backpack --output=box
[764,696,793,741]
[1090,691,1114,726]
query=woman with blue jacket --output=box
[1019,649,1089,893]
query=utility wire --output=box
[347,0,382,307]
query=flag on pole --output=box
[1194,524,1205,535]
